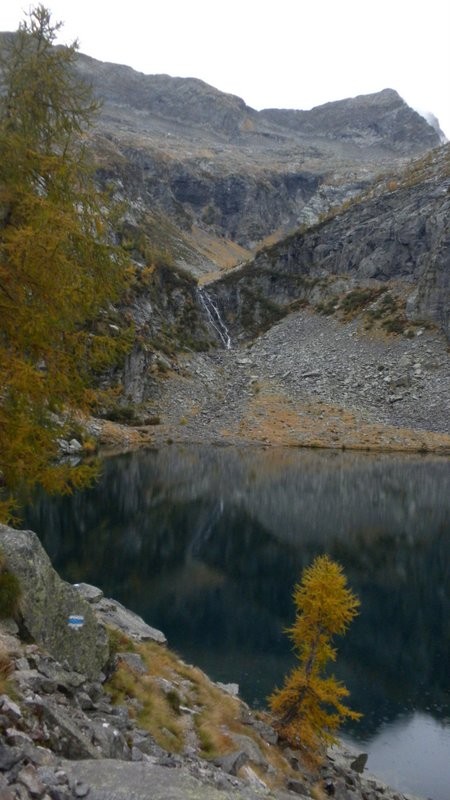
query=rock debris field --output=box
[146,309,449,453]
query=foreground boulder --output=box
[0,525,109,679]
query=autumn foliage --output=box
[269,555,361,763]
[0,7,129,519]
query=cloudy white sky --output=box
[1,0,449,138]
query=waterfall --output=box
[186,499,225,559]
[198,288,232,350]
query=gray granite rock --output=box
[207,146,450,342]
[227,734,268,770]
[73,584,104,603]
[213,750,249,776]
[217,682,239,697]
[62,760,268,800]
[116,652,147,674]
[0,527,109,680]
[91,596,166,644]
[17,764,46,798]
[36,700,101,760]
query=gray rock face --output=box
[226,735,267,770]
[260,89,439,153]
[76,55,251,137]
[75,55,439,153]
[0,526,109,679]
[72,50,442,255]
[38,700,103,759]
[207,145,450,340]
[19,42,446,402]
[73,584,104,603]
[77,591,167,645]
[62,760,267,800]
[117,263,217,405]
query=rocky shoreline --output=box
[0,525,425,800]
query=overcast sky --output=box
[2,1,449,138]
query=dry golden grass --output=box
[106,637,238,754]
[222,388,450,455]
[105,644,185,752]
[311,783,329,800]
[240,116,255,133]
[190,226,251,277]
[258,227,287,249]
[140,645,302,784]
[95,381,450,456]
[97,420,154,448]
[137,641,241,756]
[191,679,241,756]
[0,550,22,619]
[0,648,14,696]
[104,637,299,783]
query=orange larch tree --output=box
[269,554,361,763]
[0,6,128,520]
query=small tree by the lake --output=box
[269,554,361,764]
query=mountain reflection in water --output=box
[25,445,450,800]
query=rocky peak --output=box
[2,35,443,256]
[73,51,441,156]
[259,89,440,153]
[206,144,450,340]
[76,53,253,137]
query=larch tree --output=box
[0,5,128,521]
[269,555,361,764]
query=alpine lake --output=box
[24,444,450,800]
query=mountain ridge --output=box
[74,49,440,150]
[68,48,444,268]
[0,34,448,450]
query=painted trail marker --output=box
[68,614,85,630]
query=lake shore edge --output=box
[88,413,450,457]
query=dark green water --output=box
[25,445,450,800]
